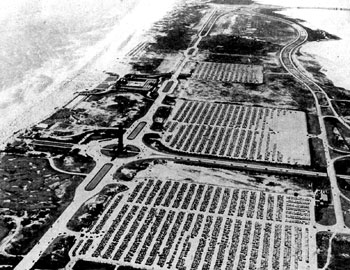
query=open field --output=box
[175,73,316,112]
[117,160,315,197]
[162,100,310,166]
[69,178,312,270]
[45,92,151,131]
[191,61,263,84]
[208,12,297,46]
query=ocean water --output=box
[253,0,350,90]
[0,0,177,146]
[0,0,134,106]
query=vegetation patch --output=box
[131,58,164,74]
[199,35,280,56]
[315,204,337,226]
[324,117,350,152]
[0,218,13,243]
[0,254,22,269]
[53,150,96,174]
[259,8,339,42]
[324,84,350,100]
[333,100,350,120]
[335,159,350,176]
[0,153,83,256]
[67,184,128,232]
[340,197,350,229]
[175,74,315,112]
[38,92,153,141]
[209,12,297,46]
[309,138,327,171]
[306,114,321,135]
[32,236,75,269]
[148,3,205,52]
[328,233,350,269]
[316,231,331,268]
[73,260,116,270]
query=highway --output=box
[14,10,225,269]
[14,7,350,270]
[275,15,348,230]
[231,9,350,232]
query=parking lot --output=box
[191,61,263,84]
[163,100,311,165]
[70,179,312,270]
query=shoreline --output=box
[300,40,350,91]
[253,0,350,91]
[0,0,178,150]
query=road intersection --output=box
[13,7,350,270]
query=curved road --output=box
[14,8,350,270]
[262,12,348,230]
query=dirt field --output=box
[175,74,316,112]
[134,161,314,196]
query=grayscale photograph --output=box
[0,0,350,269]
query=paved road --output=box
[14,7,350,270]
[274,15,348,230]
[47,157,88,176]
[13,7,223,270]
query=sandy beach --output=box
[0,0,178,149]
[2,0,349,149]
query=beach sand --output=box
[0,0,178,149]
